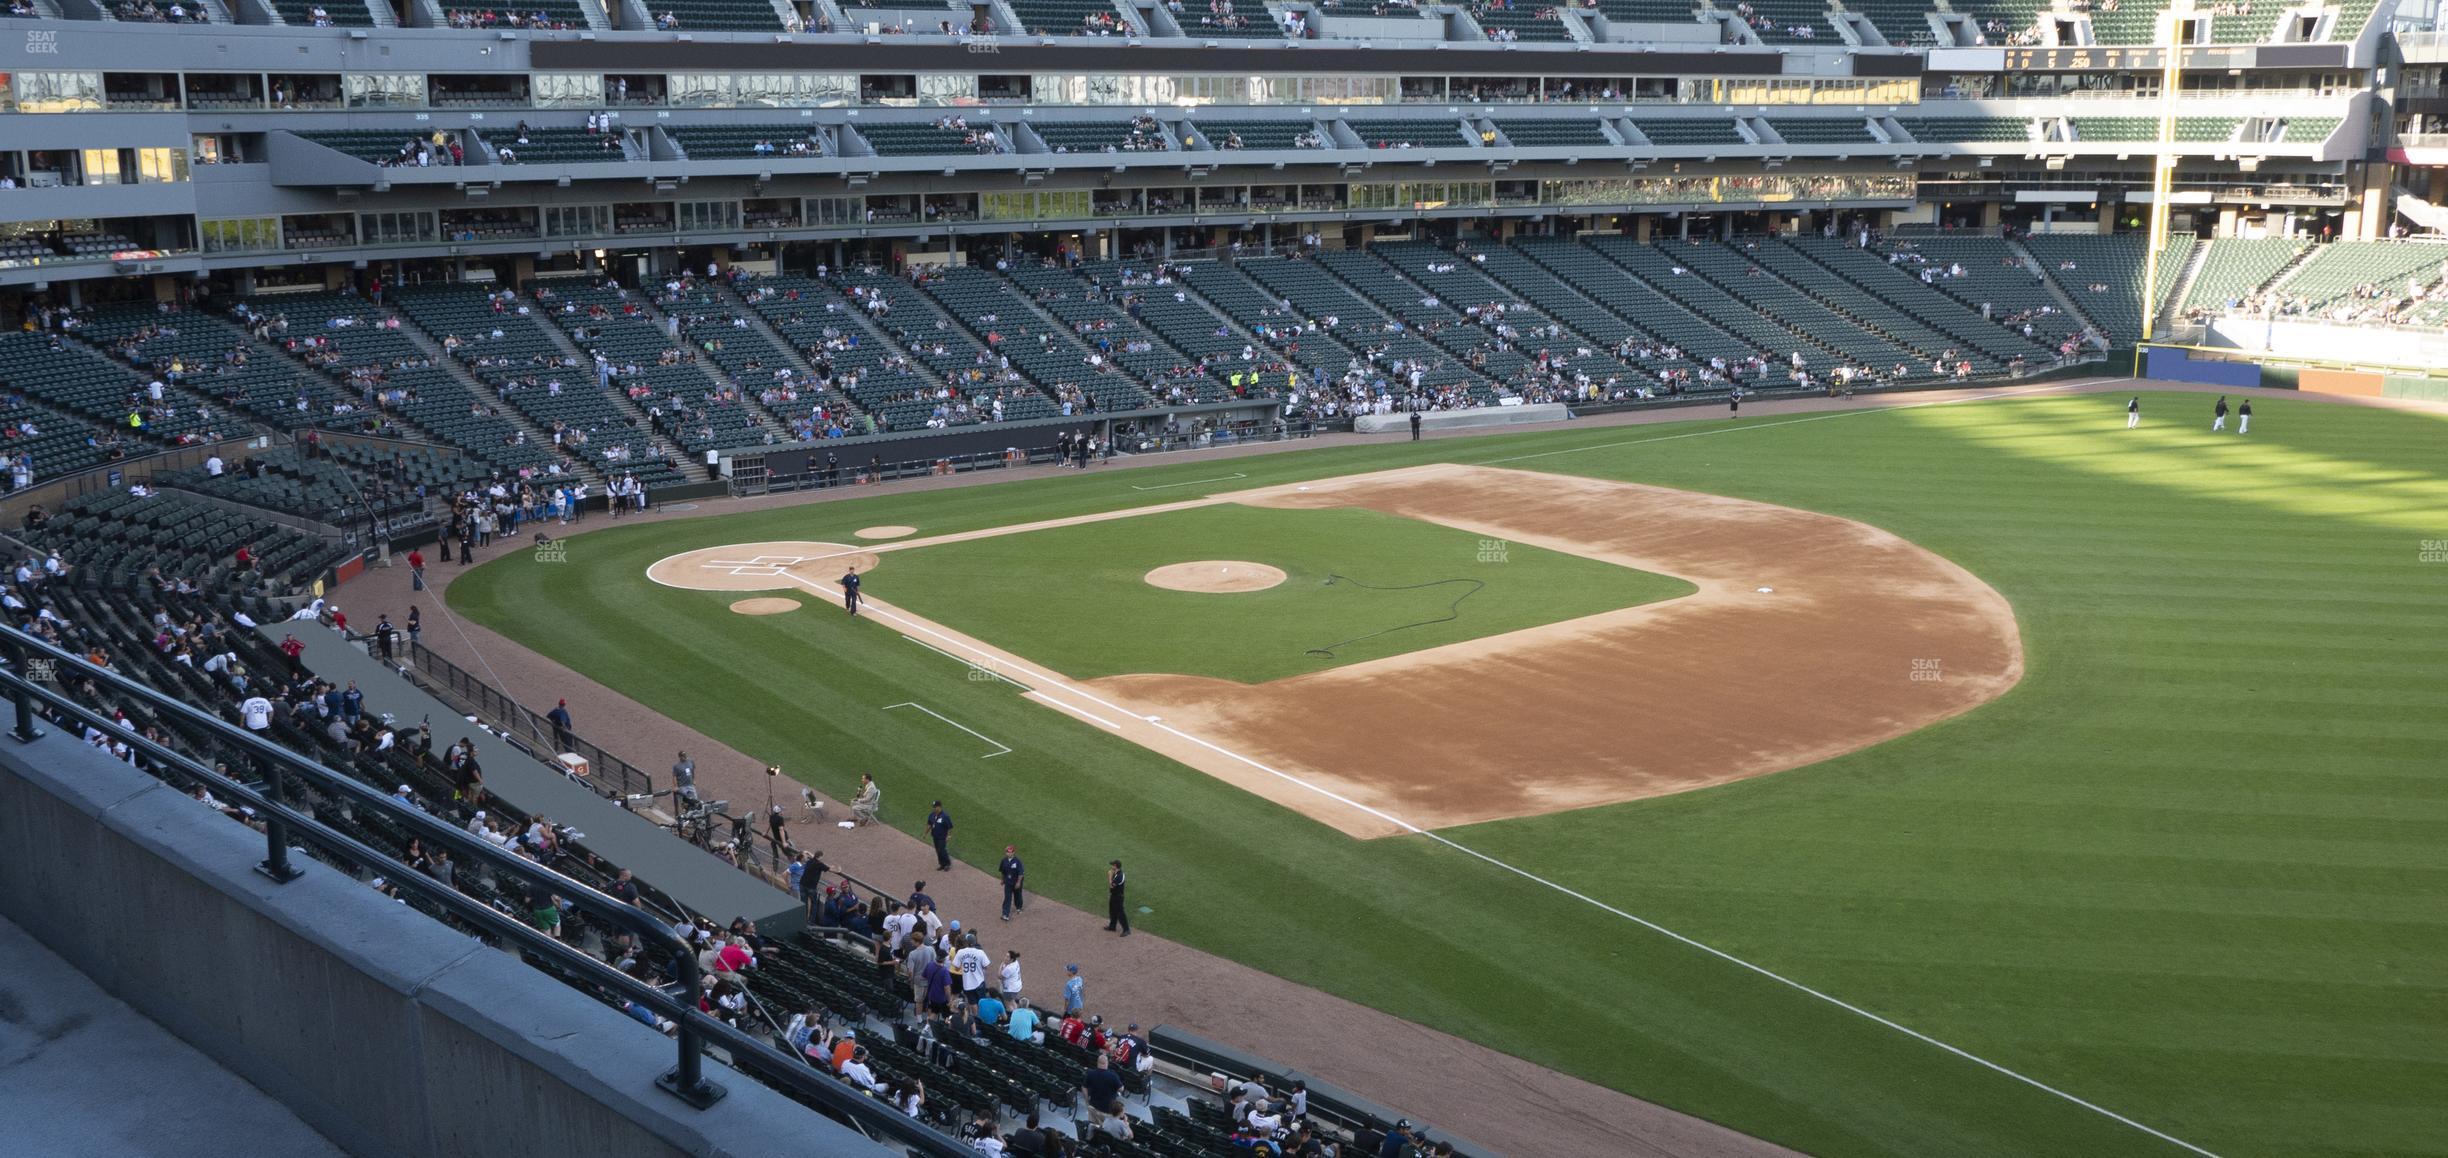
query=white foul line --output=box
[881,702,1012,758]
[1021,690,1122,731]
[787,381,2221,1157]
[1128,471,1250,491]
[901,634,1018,686]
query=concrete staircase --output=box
[517,299,711,480]
[705,281,878,435]
[2158,240,2212,330]
[2006,237,2114,350]
[386,314,610,483]
[621,290,797,450]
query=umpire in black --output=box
[1104,860,1131,937]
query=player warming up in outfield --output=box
[2212,396,2229,432]
[839,566,862,616]
[2238,399,2251,434]
[2127,396,2141,428]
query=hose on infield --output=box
[1305,575,1486,658]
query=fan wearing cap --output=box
[1377,1119,1417,1158]
[839,1044,882,1093]
[546,698,573,751]
[1061,962,1084,1015]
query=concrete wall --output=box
[0,729,887,1158]
[2205,314,2448,369]
[1352,401,1570,433]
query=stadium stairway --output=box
[837,268,1066,425]
[2156,240,2211,331]
[1889,234,2091,351]
[1772,237,2054,364]
[659,282,836,449]
[1512,238,1766,382]
[1590,238,1896,378]
[543,281,787,461]
[631,281,802,457]
[1362,242,1658,393]
[1984,236,2111,349]
[1166,260,1366,379]
[921,265,1156,413]
[999,261,1238,404]
[1307,249,1526,392]
[1456,242,1705,384]
[1231,256,1497,400]
[1674,241,1937,374]
[731,273,961,431]
[700,279,879,435]
[2180,237,2310,315]
[384,308,622,485]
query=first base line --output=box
[784,386,2218,1157]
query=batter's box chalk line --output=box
[882,702,1011,759]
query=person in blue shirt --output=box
[976,992,1006,1027]
[1062,964,1084,1015]
[838,566,862,615]
[1006,997,1041,1042]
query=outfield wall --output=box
[0,730,878,1158]
[2140,342,2448,400]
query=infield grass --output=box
[450,391,2448,1158]
[873,502,1692,682]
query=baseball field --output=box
[449,388,2448,1158]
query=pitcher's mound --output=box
[648,541,881,592]
[731,597,801,616]
[1145,561,1288,593]
[855,525,918,540]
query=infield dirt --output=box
[677,464,2023,837]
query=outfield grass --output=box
[450,392,2448,1158]
[873,503,1692,682]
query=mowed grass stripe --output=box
[869,503,1691,684]
[1451,395,2445,1155]
[454,392,2447,1157]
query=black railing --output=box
[0,625,967,1158]
[403,640,655,800]
[733,417,1318,497]
[398,639,825,896]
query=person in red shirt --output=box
[233,544,254,571]
[278,633,305,672]
[329,607,348,633]
[406,547,426,591]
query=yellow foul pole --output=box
[2139,19,2184,343]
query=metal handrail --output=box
[0,625,968,1158]
[401,639,655,799]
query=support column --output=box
[1980,201,2002,229]
[1633,216,1654,243]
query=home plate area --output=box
[646,541,881,593]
